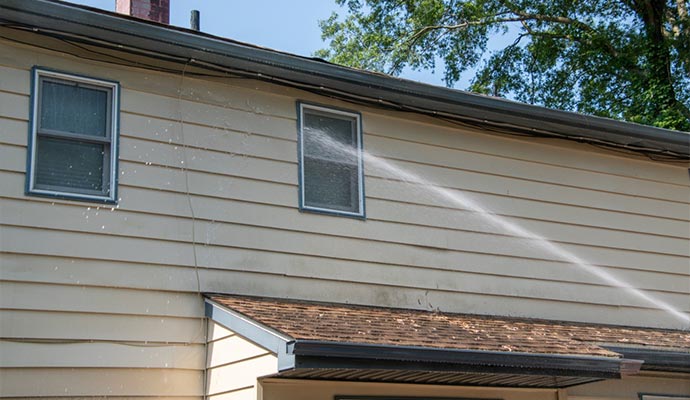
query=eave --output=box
[0,0,688,159]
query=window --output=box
[27,68,119,203]
[298,103,364,218]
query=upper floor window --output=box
[298,102,364,218]
[27,68,119,203]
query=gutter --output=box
[603,346,690,373]
[288,340,643,379]
[0,0,688,158]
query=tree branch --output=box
[407,16,528,43]
[514,11,596,31]
[408,9,626,63]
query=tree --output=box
[317,0,690,131]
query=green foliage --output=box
[318,0,690,131]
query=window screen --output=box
[299,104,364,217]
[40,80,109,137]
[27,68,119,202]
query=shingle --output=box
[207,294,690,358]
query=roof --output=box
[205,295,690,388]
[0,0,688,159]
[209,294,690,357]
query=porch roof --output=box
[204,294,690,388]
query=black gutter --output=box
[603,346,690,373]
[1,0,688,157]
[289,340,642,379]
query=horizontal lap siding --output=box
[208,391,256,400]
[2,203,688,301]
[206,321,278,398]
[0,309,204,343]
[0,42,208,397]
[1,34,689,398]
[1,50,689,317]
[0,398,200,400]
[0,281,202,317]
[3,151,689,256]
[0,368,202,397]
[1,340,204,368]
[568,375,690,398]
[2,188,689,264]
[206,354,277,395]
[2,226,688,316]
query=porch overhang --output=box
[203,295,690,389]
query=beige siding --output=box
[0,309,204,343]
[206,321,278,400]
[208,336,271,369]
[1,341,203,369]
[1,28,689,400]
[1,398,200,400]
[0,368,202,397]
[566,373,690,399]
[0,281,201,317]
[209,391,258,400]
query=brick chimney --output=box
[116,0,169,24]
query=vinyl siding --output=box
[0,369,202,397]
[206,321,278,400]
[1,32,689,399]
[567,374,690,399]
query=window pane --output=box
[40,80,109,137]
[304,157,359,213]
[301,109,361,214]
[35,137,106,193]
[303,113,357,165]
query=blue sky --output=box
[65,0,450,87]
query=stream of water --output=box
[311,129,690,325]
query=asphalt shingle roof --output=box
[208,294,690,358]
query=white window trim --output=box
[27,68,120,203]
[298,102,365,218]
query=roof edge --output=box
[603,346,690,373]
[289,340,642,379]
[1,0,688,158]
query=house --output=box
[0,0,688,399]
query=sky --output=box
[65,0,450,87]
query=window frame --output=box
[297,102,365,219]
[26,67,120,204]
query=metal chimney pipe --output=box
[190,9,200,31]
